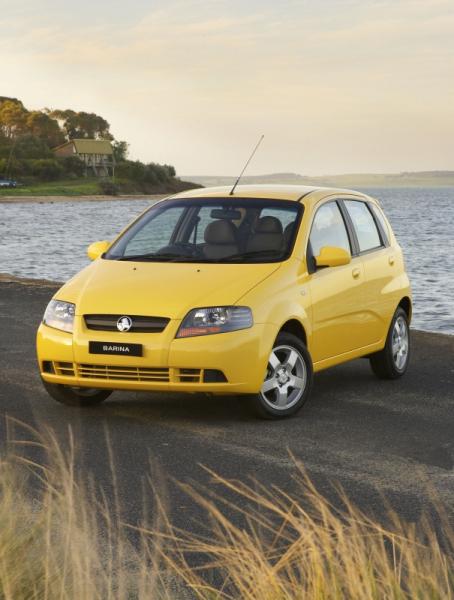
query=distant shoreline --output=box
[184,173,454,189]
[0,194,165,204]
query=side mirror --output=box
[315,246,351,268]
[87,240,110,261]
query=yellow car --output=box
[37,185,411,418]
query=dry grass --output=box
[152,466,454,599]
[1,421,453,599]
[0,421,174,600]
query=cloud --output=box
[1,0,453,174]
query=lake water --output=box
[0,188,453,334]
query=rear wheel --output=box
[250,332,313,419]
[369,307,410,379]
[42,381,112,406]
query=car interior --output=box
[187,208,298,260]
[113,203,301,262]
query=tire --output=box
[42,380,112,407]
[369,307,410,379]
[249,332,313,419]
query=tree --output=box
[25,111,64,148]
[112,140,128,162]
[0,100,27,138]
[50,109,112,140]
[0,97,25,109]
[14,134,53,159]
[164,164,176,178]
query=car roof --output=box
[168,184,372,206]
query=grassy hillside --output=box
[1,96,200,197]
[186,171,454,188]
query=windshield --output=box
[105,198,303,263]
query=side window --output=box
[370,203,389,245]
[309,201,351,257]
[344,200,382,252]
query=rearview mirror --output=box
[315,246,351,268]
[87,240,110,261]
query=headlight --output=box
[176,306,253,338]
[43,300,75,333]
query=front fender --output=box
[238,259,312,354]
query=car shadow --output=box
[66,359,381,426]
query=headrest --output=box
[204,220,237,244]
[255,216,283,234]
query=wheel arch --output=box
[398,296,412,322]
[278,318,307,347]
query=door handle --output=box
[352,267,361,279]
[389,255,395,265]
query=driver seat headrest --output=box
[203,220,239,260]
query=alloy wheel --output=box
[260,344,307,410]
[392,315,409,371]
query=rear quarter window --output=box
[370,203,390,245]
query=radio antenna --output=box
[229,134,264,195]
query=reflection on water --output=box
[0,188,453,334]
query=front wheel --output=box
[369,307,410,379]
[42,380,112,407]
[249,332,313,419]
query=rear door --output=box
[342,199,396,344]
[307,200,369,363]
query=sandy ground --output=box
[0,277,453,542]
[0,272,63,286]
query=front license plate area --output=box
[89,341,143,357]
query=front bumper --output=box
[37,318,275,394]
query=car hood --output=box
[58,258,281,319]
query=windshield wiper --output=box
[116,252,198,262]
[215,249,284,262]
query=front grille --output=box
[51,363,223,384]
[54,362,75,377]
[177,368,202,383]
[84,314,170,333]
[78,364,170,381]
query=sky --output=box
[1,0,453,176]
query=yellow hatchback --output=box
[37,185,412,418]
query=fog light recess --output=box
[203,369,227,383]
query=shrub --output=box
[98,179,119,195]
[59,155,85,177]
[29,158,64,181]
[14,134,53,159]
[115,160,175,184]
